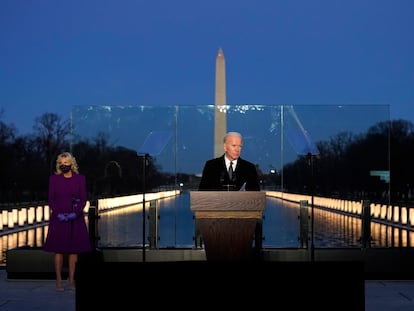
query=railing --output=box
[0,190,180,236]
[0,190,414,243]
[0,190,414,236]
[2,190,414,267]
[266,191,414,229]
[2,190,413,237]
[0,203,51,235]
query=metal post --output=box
[361,200,371,248]
[299,200,309,249]
[148,200,159,249]
[307,153,315,262]
[87,200,100,249]
[254,216,264,259]
[193,216,203,249]
[141,154,148,262]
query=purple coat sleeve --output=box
[73,174,87,216]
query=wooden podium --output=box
[190,191,266,261]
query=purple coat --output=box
[43,173,92,253]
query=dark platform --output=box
[7,247,414,280]
[75,259,365,311]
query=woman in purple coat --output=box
[44,152,92,291]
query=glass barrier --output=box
[71,104,391,249]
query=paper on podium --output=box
[138,130,172,156]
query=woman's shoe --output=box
[56,281,64,291]
[68,281,76,291]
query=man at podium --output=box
[198,131,260,191]
[194,132,264,260]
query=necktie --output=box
[228,161,233,180]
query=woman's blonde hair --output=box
[55,152,79,174]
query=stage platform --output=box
[75,260,365,310]
[6,247,414,280]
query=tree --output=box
[32,113,71,174]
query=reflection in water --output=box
[370,223,414,247]
[262,197,301,247]
[1,226,47,265]
[99,205,143,247]
[313,208,363,247]
[97,195,195,247]
[2,194,414,266]
[313,206,414,248]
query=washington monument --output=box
[214,48,227,158]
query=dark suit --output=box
[197,154,263,253]
[198,155,260,191]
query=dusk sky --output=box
[1,0,413,135]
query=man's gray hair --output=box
[223,132,242,143]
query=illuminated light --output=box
[380,205,387,219]
[36,206,43,223]
[387,206,393,221]
[356,201,362,214]
[393,206,400,223]
[372,204,381,218]
[28,207,35,224]
[410,209,414,226]
[97,190,179,212]
[18,208,26,226]
[8,211,14,228]
[2,210,7,227]
[12,209,18,225]
[401,207,407,225]
[44,206,50,222]
[84,201,90,214]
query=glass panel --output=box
[70,104,391,249]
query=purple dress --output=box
[43,173,92,253]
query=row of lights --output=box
[266,191,414,227]
[0,190,180,233]
[0,206,50,232]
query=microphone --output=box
[222,169,237,191]
[221,168,234,191]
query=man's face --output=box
[224,135,243,161]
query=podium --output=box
[190,191,266,261]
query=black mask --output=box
[60,164,71,173]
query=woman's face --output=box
[58,157,72,173]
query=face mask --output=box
[60,164,71,173]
